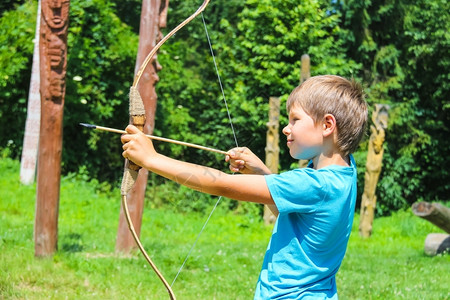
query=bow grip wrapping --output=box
[121,87,146,196]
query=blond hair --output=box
[286,75,368,156]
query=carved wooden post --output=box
[300,54,310,84]
[35,0,70,256]
[298,54,310,169]
[263,97,280,225]
[116,0,168,252]
[20,0,41,185]
[359,104,389,238]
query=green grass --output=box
[1,157,449,299]
[339,212,449,299]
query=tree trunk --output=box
[35,0,70,257]
[263,97,280,225]
[412,202,450,234]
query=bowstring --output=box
[201,13,239,148]
[171,12,239,287]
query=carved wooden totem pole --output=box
[359,104,389,238]
[116,0,168,252]
[34,0,70,257]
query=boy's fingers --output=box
[122,125,147,144]
[228,159,245,172]
[229,165,241,173]
[227,147,247,159]
[229,160,244,167]
[125,124,139,133]
[225,150,235,162]
[121,133,133,144]
[236,160,245,166]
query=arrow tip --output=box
[79,123,96,129]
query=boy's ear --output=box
[322,114,337,137]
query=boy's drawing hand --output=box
[225,147,272,175]
[121,125,155,168]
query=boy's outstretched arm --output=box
[121,125,274,205]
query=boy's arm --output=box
[122,125,274,205]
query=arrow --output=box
[79,123,228,155]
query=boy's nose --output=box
[282,125,290,136]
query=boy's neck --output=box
[310,132,349,169]
[312,152,349,169]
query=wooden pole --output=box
[263,97,280,225]
[359,104,389,238]
[35,0,70,256]
[20,0,41,185]
[116,0,168,253]
[298,54,310,168]
[300,54,310,84]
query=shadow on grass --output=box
[61,233,84,253]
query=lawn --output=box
[1,157,448,299]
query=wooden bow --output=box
[120,1,210,299]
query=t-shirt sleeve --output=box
[265,168,327,214]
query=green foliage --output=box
[341,0,449,212]
[64,0,139,181]
[0,0,36,158]
[154,0,248,170]
[0,0,26,16]
[109,0,142,33]
[214,0,361,168]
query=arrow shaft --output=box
[82,123,228,155]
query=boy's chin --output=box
[291,150,310,160]
[292,147,320,161]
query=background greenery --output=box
[1,0,449,215]
[1,157,449,299]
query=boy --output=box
[121,75,368,299]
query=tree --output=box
[205,0,361,169]
[340,0,450,213]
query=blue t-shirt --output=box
[255,155,357,299]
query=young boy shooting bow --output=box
[121,75,368,299]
